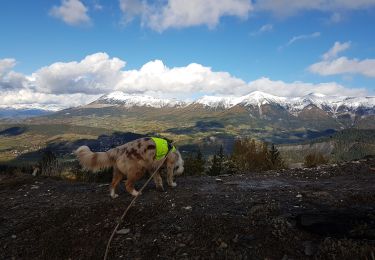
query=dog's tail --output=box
[75,146,116,171]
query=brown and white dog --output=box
[75,137,184,198]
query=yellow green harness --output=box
[151,137,176,160]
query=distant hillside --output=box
[0,108,53,119]
[278,129,375,165]
[2,91,375,164]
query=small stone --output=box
[219,241,228,249]
[117,228,130,235]
[11,235,16,239]
[215,178,223,182]
[182,206,192,210]
[296,194,302,198]
[232,235,239,243]
[178,243,186,247]
[303,241,316,256]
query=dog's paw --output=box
[111,193,119,199]
[169,182,177,188]
[131,190,140,196]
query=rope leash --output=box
[103,150,171,260]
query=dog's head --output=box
[174,150,184,176]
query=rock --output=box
[30,185,39,190]
[296,194,302,198]
[219,241,228,249]
[117,228,130,235]
[215,178,223,182]
[182,206,192,210]
[302,241,316,256]
[11,235,16,239]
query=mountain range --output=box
[87,91,375,125]
[2,90,375,162]
[94,90,375,114]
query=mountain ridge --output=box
[92,90,375,117]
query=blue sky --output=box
[0,0,375,110]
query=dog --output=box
[75,137,184,198]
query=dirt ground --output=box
[1,158,375,260]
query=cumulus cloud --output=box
[246,77,367,97]
[0,53,370,110]
[309,57,375,77]
[0,58,28,90]
[31,53,125,94]
[254,0,375,17]
[0,89,100,111]
[116,60,247,97]
[0,58,16,77]
[119,0,253,31]
[50,0,91,26]
[309,41,375,77]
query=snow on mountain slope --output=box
[97,91,187,108]
[94,91,375,114]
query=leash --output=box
[103,148,172,260]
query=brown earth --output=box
[1,159,375,260]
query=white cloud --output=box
[254,0,375,17]
[322,41,351,60]
[0,89,100,111]
[0,53,370,110]
[250,24,273,36]
[119,0,146,24]
[0,58,17,77]
[32,53,126,94]
[50,0,91,26]
[329,12,343,23]
[116,60,247,97]
[309,57,375,77]
[246,77,367,97]
[287,32,321,46]
[309,41,375,77]
[0,58,28,90]
[119,0,253,32]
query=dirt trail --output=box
[1,159,375,259]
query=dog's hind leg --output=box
[125,170,143,196]
[110,167,123,199]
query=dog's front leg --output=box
[167,166,177,188]
[153,171,164,191]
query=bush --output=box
[39,150,60,177]
[231,138,286,172]
[183,149,206,176]
[304,152,328,168]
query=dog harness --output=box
[151,137,176,160]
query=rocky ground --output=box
[1,158,375,260]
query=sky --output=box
[0,0,375,110]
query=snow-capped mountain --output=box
[95,91,187,108]
[93,90,375,117]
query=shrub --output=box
[304,152,328,168]
[39,150,60,177]
[231,138,286,172]
[183,148,206,176]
